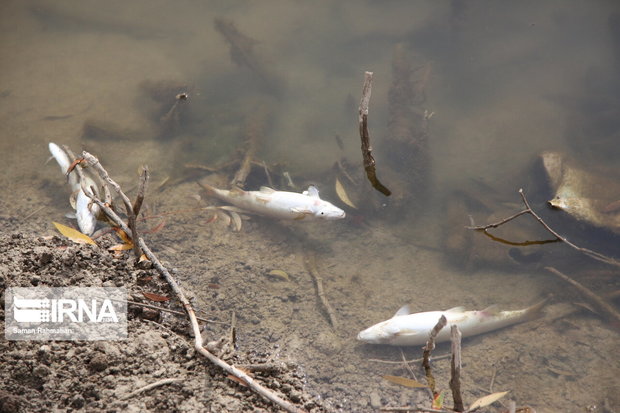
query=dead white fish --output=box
[48,142,78,189]
[48,142,100,235]
[357,298,547,346]
[198,182,345,221]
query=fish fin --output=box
[524,295,551,320]
[445,306,465,313]
[481,304,501,315]
[393,305,412,317]
[230,186,245,195]
[259,186,276,194]
[305,185,320,198]
[292,208,312,220]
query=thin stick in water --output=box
[422,315,447,395]
[449,325,464,412]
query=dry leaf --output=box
[109,243,134,251]
[267,270,290,281]
[382,375,427,388]
[468,391,509,410]
[113,227,132,245]
[335,178,357,209]
[53,222,96,245]
[142,292,170,302]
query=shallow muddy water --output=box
[1,1,619,412]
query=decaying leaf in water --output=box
[432,391,444,409]
[335,178,357,209]
[468,390,509,410]
[142,292,170,302]
[53,222,96,245]
[382,375,427,388]
[267,270,290,281]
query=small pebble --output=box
[369,391,381,409]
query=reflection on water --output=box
[1,1,619,411]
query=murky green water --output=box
[1,1,619,411]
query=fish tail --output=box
[524,294,551,320]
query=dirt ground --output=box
[0,225,324,413]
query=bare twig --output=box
[138,239,305,413]
[133,166,149,216]
[467,189,620,267]
[449,325,464,412]
[84,194,132,237]
[422,315,447,395]
[304,252,338,328]
[22,205,47,220]
[124,299,226,325]
[545,266,620,324]
[359,71,391,196]
[488,366,497,393]
[82,151,142,258]
[120,377,182,401]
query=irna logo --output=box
[5,287,127,341]
[13,297,119,323]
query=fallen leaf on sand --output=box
[469,391,509,410]
[382,375,427,388]
[267,270,290,281]
[53,222,96,245]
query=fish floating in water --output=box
[357,298,547,346]
[198,182,345,221]
[49,143,100,235]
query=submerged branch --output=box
[545,266,620,325]
[358,71,391,196]
[467,189,620,267]
[449,325,464,412]
[422,315,447,395]
[304,251,339,328]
